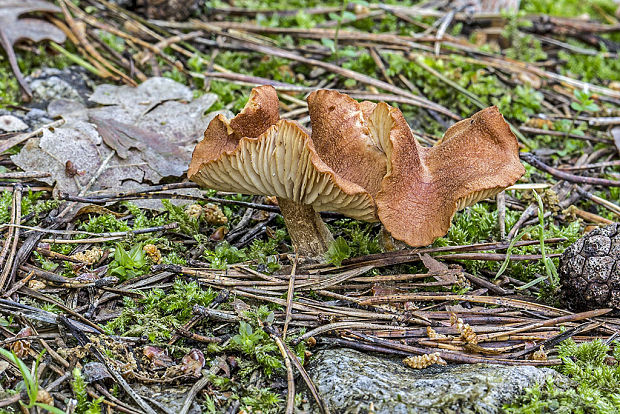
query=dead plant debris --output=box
[0,0,619,413]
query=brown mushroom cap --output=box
[187,85,280,178]
[375,106,525,246]
[307,89,524,246]
[307,90,388,195]
[189,119,376,220]
[187,86,376,221]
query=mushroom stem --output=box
[276,197,334,258]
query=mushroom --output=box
[307,90,525,247]
[188,86,525,259]
[187,86,375,257]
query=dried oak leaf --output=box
[0,1,66,97]
[420,253,460,286]
[12,78,218,208]
[181,348,205,377]
[10,327,33,358]
[143,346,174,368]
[612,126,620,156]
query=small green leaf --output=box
[583,102,600,112]
[325,237,351,267]
[570,102,584,112]
[35,403,67,414]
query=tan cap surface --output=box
[375,106,525,246]
[187,85,280,178]
[189,119,376,220]
[307,90,388,196]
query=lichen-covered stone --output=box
[0,115,27,132]
[307,348,563,414]
[560,223,620,310]
[26,67,94,105]
[133,384,201,414]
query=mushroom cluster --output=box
[188,86,525,258]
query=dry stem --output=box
[276,197,334,259]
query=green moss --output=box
[207,373,284,414]
[96,31,126,53]
[434,202,581,297]
[230,320,283,376]
[80,214,131,233]
[520,0,618,20]
[558,49,620,83]
[502,12,548,63]
[348,52,545,131]
[0,45,75,108]
[72,367,103,414]
[161,199,201,237]
[247,228,287,273]
[503,339,620,413]
[204,0,419,30]
[0,191,14,224]
[162,65,186,84]
[161,251,187,265]
[0,190,59,224]
[204,241,247,269]
[0,62,21,108]
[325,236,351,266]
[105,280,216,341]
[205,79,249,112]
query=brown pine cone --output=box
[559,223,620,311]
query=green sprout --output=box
[0,349,65,414]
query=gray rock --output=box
[25,108,50,123]
[0,115,28,132]
[82,362,112,383]
[26,66,94,105]
[308,348,563,414]
[133,383,201,414]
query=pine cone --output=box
[559,223,620,311]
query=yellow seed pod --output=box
[203,203,228,225]
[450,313,478,345]
[71,246,104,265]
[532,346,547,361]
[456,272,471,289]
[525,118,554,130]
[403,352,447,369]
[185,204,203,219]
[28,280,46,290]
[426,326,447,340]
[143,244,162,264]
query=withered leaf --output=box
[209,226,228,241]
[90,114,189,177]
[420,253,449,273]
[144,346,175,368]
[75,204,128,219]
[420,253,459,286]
[82,362,112,383]
[12,78,218,208]
[0,1,66,97]
[181,349,205,377]
[10,326,33,358]
[231,298,250,317]
[91,115,147,159]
